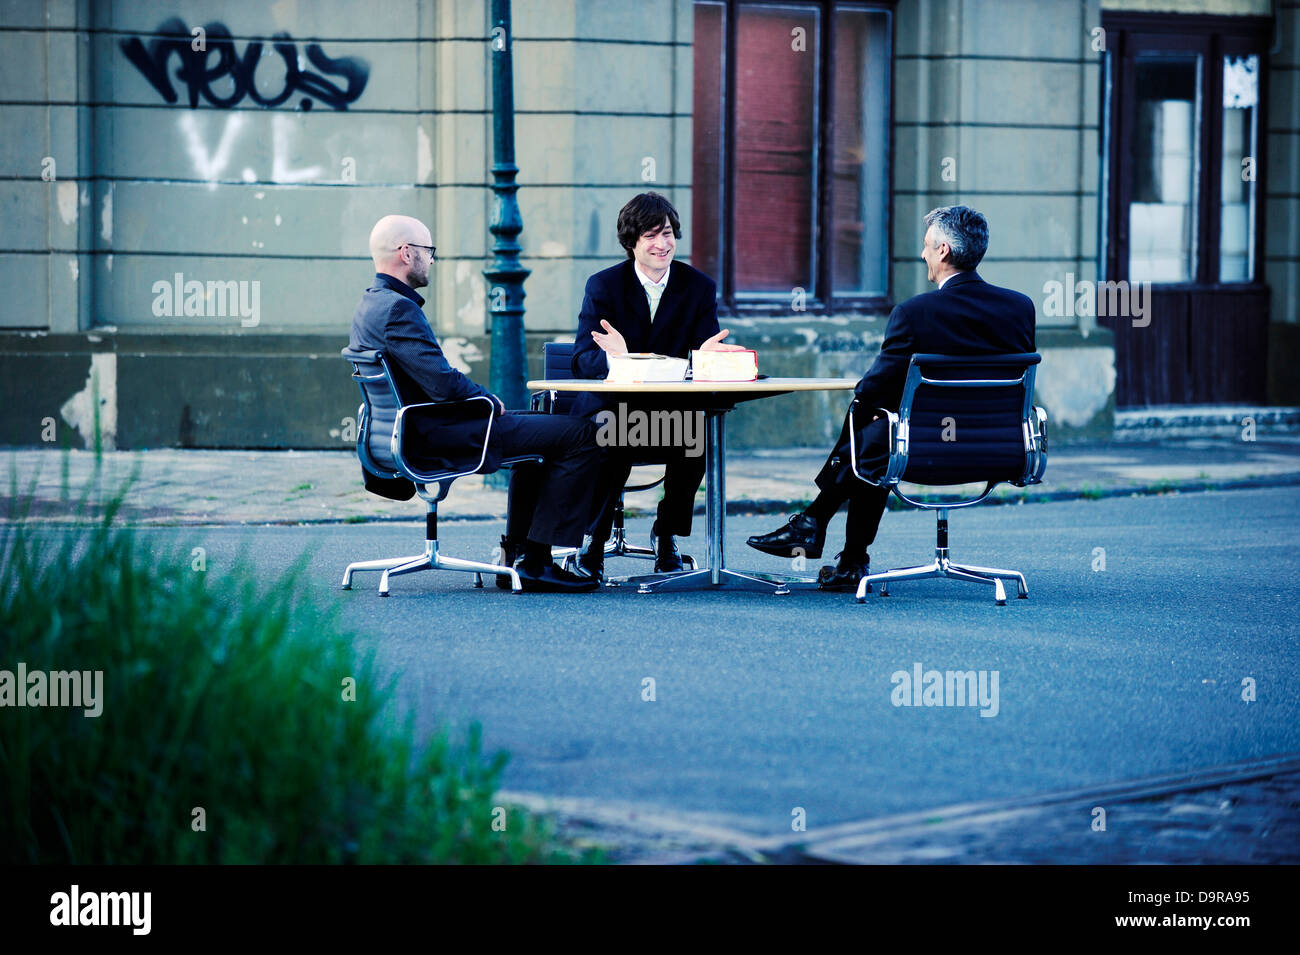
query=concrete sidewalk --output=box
[4,436,1300,525]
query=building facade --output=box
[0,0,1293,450]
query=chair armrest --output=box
[530,389,557,413]
[847,399,906,488]
[391,395,498,483]
[1020,406,1048,486]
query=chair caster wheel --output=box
[1017,593,1028,600]
[855,596,865,604]
[996,599,1006,607]
[380,592,390,598]
[341,583,351,591]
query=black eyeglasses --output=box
[403,243,436,258]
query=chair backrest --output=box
[341,347,403,478]
[540,341,580,415]
[899,353,1041,487]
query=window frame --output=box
[699,0,896,316]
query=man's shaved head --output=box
[370,214,434,288]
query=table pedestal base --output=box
[616,567,820,595]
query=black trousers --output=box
[812,409,892,552]
[585,444,705,543]
[490,411,599,549]
[583,399,708,542]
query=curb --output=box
[9,473,1297,527]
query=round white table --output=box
[525,377,858,594]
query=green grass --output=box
[1,457,591,864]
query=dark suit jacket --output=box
[818,270,1037,493]
[349,272,503,484]
[570,259,720,418]
[854,270,1036,413]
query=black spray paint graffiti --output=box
[120,18,369,110]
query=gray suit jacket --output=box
[348,272,503,481]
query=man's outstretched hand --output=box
[699,328,747,352]
[591,319,629,357]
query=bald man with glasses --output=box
[348,214,600,593]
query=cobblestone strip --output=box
[794,754,1300,865]
[508,754,1300,864]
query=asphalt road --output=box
[131,487,1300,838]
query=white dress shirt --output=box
[633,261,671,320]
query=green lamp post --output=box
[484,0,529,419]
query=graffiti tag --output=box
[120,18,369,111]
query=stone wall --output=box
[0,0,1210,449]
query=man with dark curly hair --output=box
[569,192,742,577]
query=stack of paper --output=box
[606,353,689,383]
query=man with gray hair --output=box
[747,205,1036,589]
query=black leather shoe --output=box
[650,523,684,573]
[495,535,519,590]
[516,562,600,593]
[817,552,870,592]
[746,513,825,559]
[573,536,605,581]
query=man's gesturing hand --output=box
[699,328,747,352]
[591,319,628,357]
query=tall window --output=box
[692,1,892,312]
[1219,53,1258,282]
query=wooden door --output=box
[1102,15,1270,407]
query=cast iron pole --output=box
[484,0,529,413]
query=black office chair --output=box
[850,353,1048,606]
[340,347,539,596]
[531,341,697,573]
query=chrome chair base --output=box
[563,523,699,581]
[855,552,1028,606]
[598,525,699,573]
[341,486,524,597]
[342,541,522,596]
